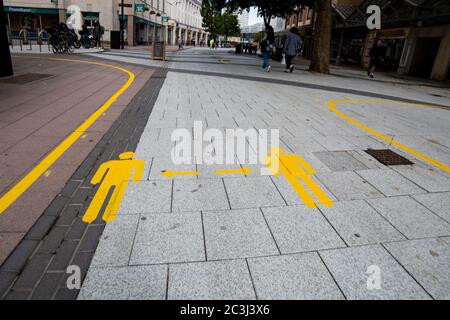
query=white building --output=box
[237,10,249,29]
[4,0,208,46]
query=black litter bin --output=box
[110,31,120,49]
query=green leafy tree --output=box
[211,0,332,74]
[216,12,241,39]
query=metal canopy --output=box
[337,0,450,28]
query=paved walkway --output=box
[77,48,450,300]
[0,54,152,299]
[1,47,449,300]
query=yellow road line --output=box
[161,170,199,177]
[215,167,252,175]
[329,99,450,173]
[0,58,135,214]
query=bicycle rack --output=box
[18,29,32,51]
[37,30,50,52]
[19,29,24,51]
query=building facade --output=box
[4,0,208,46]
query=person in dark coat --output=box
[93,20,101,49]
[282,27,303,73]
[367,39,384,78]
[261,24,275,72]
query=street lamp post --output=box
[120,0,124,49]
[0,0,13,77]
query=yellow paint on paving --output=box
[160,170,199,177]
[0,58,135,215]
[82,152,144,223]
[329,99,450,173]
[44,171,52,178]
[264,148,334,208]
[215,167,252,175]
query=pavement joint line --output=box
[316,251,348,300]
[379,242,434,299]
[329,99,450,173]
[0,57,136,216]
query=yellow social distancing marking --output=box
[329,99,450,173]
[215,167,252,175]
[0,58,135,215]
[264,148,334,208]
[82,152,144,224]
[161,170,199,177]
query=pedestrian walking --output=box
[367,39,384,78]
[282,27,303,73]
[209,38,214,49]
[93,20,101,49]
[260,25,275,72]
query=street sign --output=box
[135,3,145,12]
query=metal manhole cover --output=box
[365,149,413,166]
[0,73,54,84]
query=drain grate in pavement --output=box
[365,149,413,166]
[0,73,54,84]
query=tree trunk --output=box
[0,0,13,77]
[309,0,332,73]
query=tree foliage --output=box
[201,0,241,38]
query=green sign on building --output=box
[135,3,145,12]
[162,16,169,23]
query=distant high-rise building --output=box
[237,11,249,30]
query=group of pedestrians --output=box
[259,24,384,78]
[260,25,303,74]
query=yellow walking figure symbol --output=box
[264,148,333,208]
[82,152,145,224]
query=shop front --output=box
[5,6,59,37]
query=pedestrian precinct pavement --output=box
[77,51,450,300]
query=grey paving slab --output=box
[78,265,167,300]
[248,252,345,299]
[202,209,279,260]
[384,237,450,300]
[130,212,205,265]
[90,215,139,267]
[134,139,175,158]
[319,245,431,300]
[357,169,426,197]
[314,136,356,151]
[223,177,285,209]
[319,200,405,246]
[118,180,172,214]
[172,178,230,212]
[313,151,368,172]
[262,205,346,253]
[318,171,383,201]
[168,259,255,300]
[148,157,197,180]
[367,196,450,239]
[393,165,450,193]
[412,192,450,223]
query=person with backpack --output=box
[282,27,303,73]
[260,24,275,72]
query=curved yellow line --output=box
[0,58,135,214]
[328,99,450,173]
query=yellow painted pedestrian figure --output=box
[82,152,145,224]
[264,148,333,208]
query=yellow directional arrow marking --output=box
[215,167,252,175]
[161,170,199,177]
